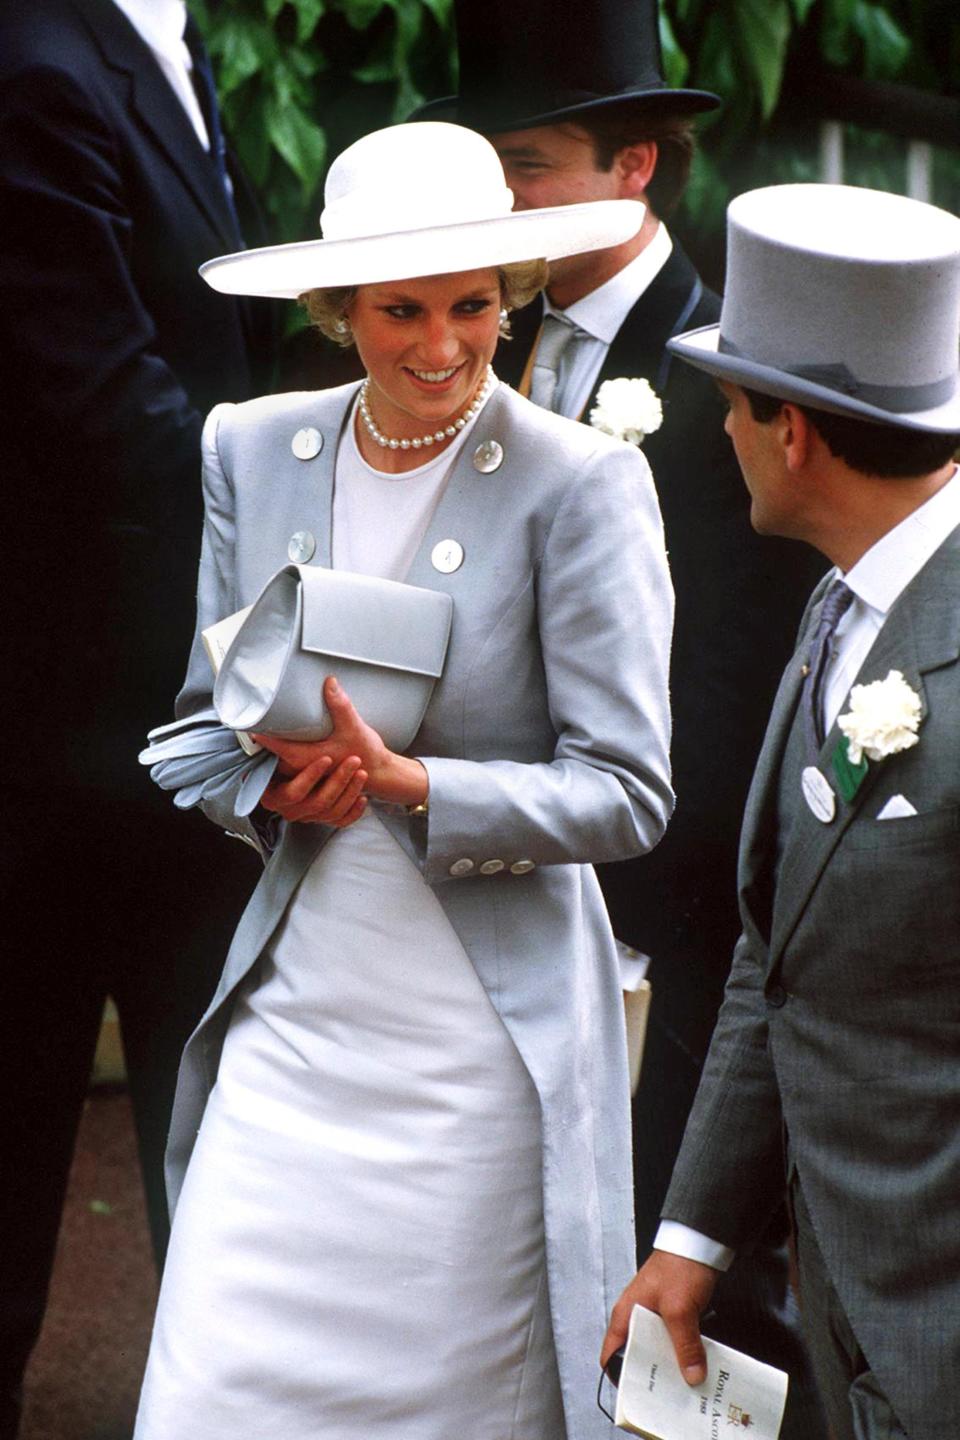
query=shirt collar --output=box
[544,221,673,344]
[111,0,188,60]
[842,466,960,617]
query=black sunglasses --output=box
[596,1345,626,1422]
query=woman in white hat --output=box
[134,122,673,1440]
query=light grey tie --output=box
[529,312,582,413]
[802,578,854,757]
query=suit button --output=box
[766,984,787,1008]
[479,859,505,875]
[510,859,536,875]
[291,426,323,460]
[449,858,474,877]
[287,529,316,563]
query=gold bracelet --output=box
[406,800,429,817]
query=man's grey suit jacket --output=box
[662,524,960,1440]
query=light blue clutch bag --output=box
[213,564,453,750]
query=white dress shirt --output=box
[655,465,960,1274]
[540,222,673,420]
[111,0,211,150]
[822,466,960,731]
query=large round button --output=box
[287,530,316,563]
[509,859,536,875]
[449,857,475,877]
[473,439,504,474]
[479,859,505,875]
[431,539,464,574]
[766,984,787,1009]
[291,426,323,460]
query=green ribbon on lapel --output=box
[832,736,869,803]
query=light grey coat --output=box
[663,528,960,1440]
[162,380,674,1439]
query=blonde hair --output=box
[300,258,548,347]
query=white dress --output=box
[135,401,567,1440]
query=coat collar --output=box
[591,240,703,401]
[70,0,241,248]
[286,380,520,590]
[743,522,960,969]
[493,241,705,410]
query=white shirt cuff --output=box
[654,1220,735,1273]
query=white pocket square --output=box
[876,794,918,820]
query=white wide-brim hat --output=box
[668,184,960,433]
[200,122,644,299]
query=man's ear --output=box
[615,141,657,199]
[779,402,813,472]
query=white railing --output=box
[819,119,933,201]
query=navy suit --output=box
[0,1,275,1430]
[495,241,827,1436]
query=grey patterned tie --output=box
[802,578,854,757]
[529,312,583,412]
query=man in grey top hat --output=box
[603,182,960,1440]
[415,2,826,1431]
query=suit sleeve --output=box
[0,63,202,516]
[153,404,278,857]
[658,929,788,1248]
[417,444,675,883]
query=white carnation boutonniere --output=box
[832,668,922,800]
[589,377,663,447]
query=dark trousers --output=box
[633,1012,829,1440]
[792,1181,910,1440]
[0,780,258,1440]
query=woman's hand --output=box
[259,748,368,828]
[254,676,429,821]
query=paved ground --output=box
[20,1091,156,1440]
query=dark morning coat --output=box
[495,241,824,1239]
[0,0,274,794]
[662,536,960,1440]
[0,3,276,1399]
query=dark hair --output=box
[575,108,696,220]
[742,387,960,479]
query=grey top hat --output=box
[669,184,960,433]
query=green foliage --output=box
[196,0,455,240]
[197,0,957,261]
[659,0,956,251]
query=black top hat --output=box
[414,0,720,133]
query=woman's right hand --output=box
[259,747,368,828]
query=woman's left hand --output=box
[254,676,429,810]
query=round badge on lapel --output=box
[801,766,836,824]
[473,440,503,474]
[291,427,323,460]
[287,530,317,564]
[431,539,464,574]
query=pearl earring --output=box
[334,318,350,335]
[499,309,508,322]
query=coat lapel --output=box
[736,587,821,944]
[768,524,960,970]
[73,0,242,247]
[587,242,703,410]
[493,240,704,413]
[495,297,543,390]
[403,385,516,592]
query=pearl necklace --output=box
[359,367,496,451]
